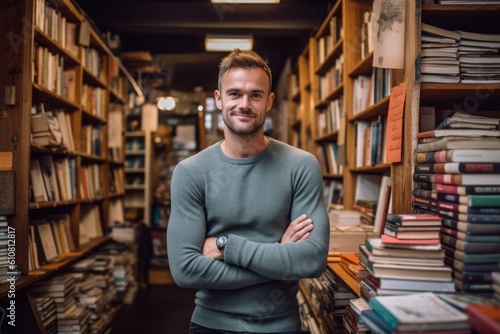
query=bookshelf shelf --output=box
[0,0,141,330]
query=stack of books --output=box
[413,112,500,294]
[34,297,57,334]
[359,231,455,298]
[29,273,91,334]
[360,292,471,334]
[301,268,357,333]
[344,297,371,334]
[420,23,500,83]
[420,23,460,83]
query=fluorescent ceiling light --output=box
[205,35,254,52]
[211,0,279,3]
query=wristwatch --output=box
[216,235,229,250]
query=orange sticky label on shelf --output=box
[384,80,407,163]
[0,152,13,170]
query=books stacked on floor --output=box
[359,224,455,298]
[29,273,91,334]
[34,297,57,334]
[413,112,500,294]
[360,292,471,334]
[344,297,371,334]
[301,267,357,334]
[420,23,500,83]
[296,289,320,334]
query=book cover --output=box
[381,234,440,245]
[368,292,469,332]
[370,263,452,281]
[440,226,500,242]
[415,149,500,163]
[434,173,500,186]
[443,219,500,235]
[442,244,500,263]
[385,213,441,226]
[417,128,500,139]
[415,162,500,174]
[437,200,500,214]
[436,193,500,207]
[439,233,500,253]
[436,183,500,195]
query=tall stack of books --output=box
[413,112,500,294]
[34,297,57,334]
[29,273,91,334]
[359,213,455,298]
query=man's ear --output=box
[214,90,222,110]
[266,92,275,112]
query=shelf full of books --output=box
[0,0,142,301]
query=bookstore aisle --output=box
[110,279,197,334]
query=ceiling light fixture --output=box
[211,0,280,3]
[205,35,254,52]
[157,96,177,111]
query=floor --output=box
[110,276,197,334]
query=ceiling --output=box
[75,0,331,94]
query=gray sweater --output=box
[167,138,329,333]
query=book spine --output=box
[458,162,500,173]
[459,213,500,224]
[457,271,492,284]
[413,173,435,183]
[415,163,436,174]
[436,184,500,195]
[367,296,398,330]
[468,195,500,207]
[447,257,500,272]
[413,188,436,200]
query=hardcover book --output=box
[368,292,469,332]
[385,213,442,226]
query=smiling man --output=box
[167,49,329,334]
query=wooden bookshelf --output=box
[0,0,141,330]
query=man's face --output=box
[215,67,274,136]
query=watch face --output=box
[216,235,228,249]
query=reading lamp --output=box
[205,35,254,52]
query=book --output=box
[442,244,500,263]
[385,213,441,227]
[417,128,500,139]
[437,200,500,214]
[438,210,500,224]
[36,222,59,262]
[365,238,444,257]
[434,173,500,185]
[384,225,440,240]
[435,183,500,195]
[440,234,500,253]
[416,138,500,153]
[440,227,500,243]
[435,194,500,207]
[380,234,441,245]
[415,149,500,163]
[442,218,500,234]
[373,174,391,234]
[368,292,469,332]
[369,262,453,281]
[421,23,461,41]
[365,275,454,293]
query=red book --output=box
[466,304,500,334]
[380,234,441,245]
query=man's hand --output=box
[202,237,223,260]
[202,214,313,260]
[281,214,313,243]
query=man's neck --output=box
[221,134,269,158]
